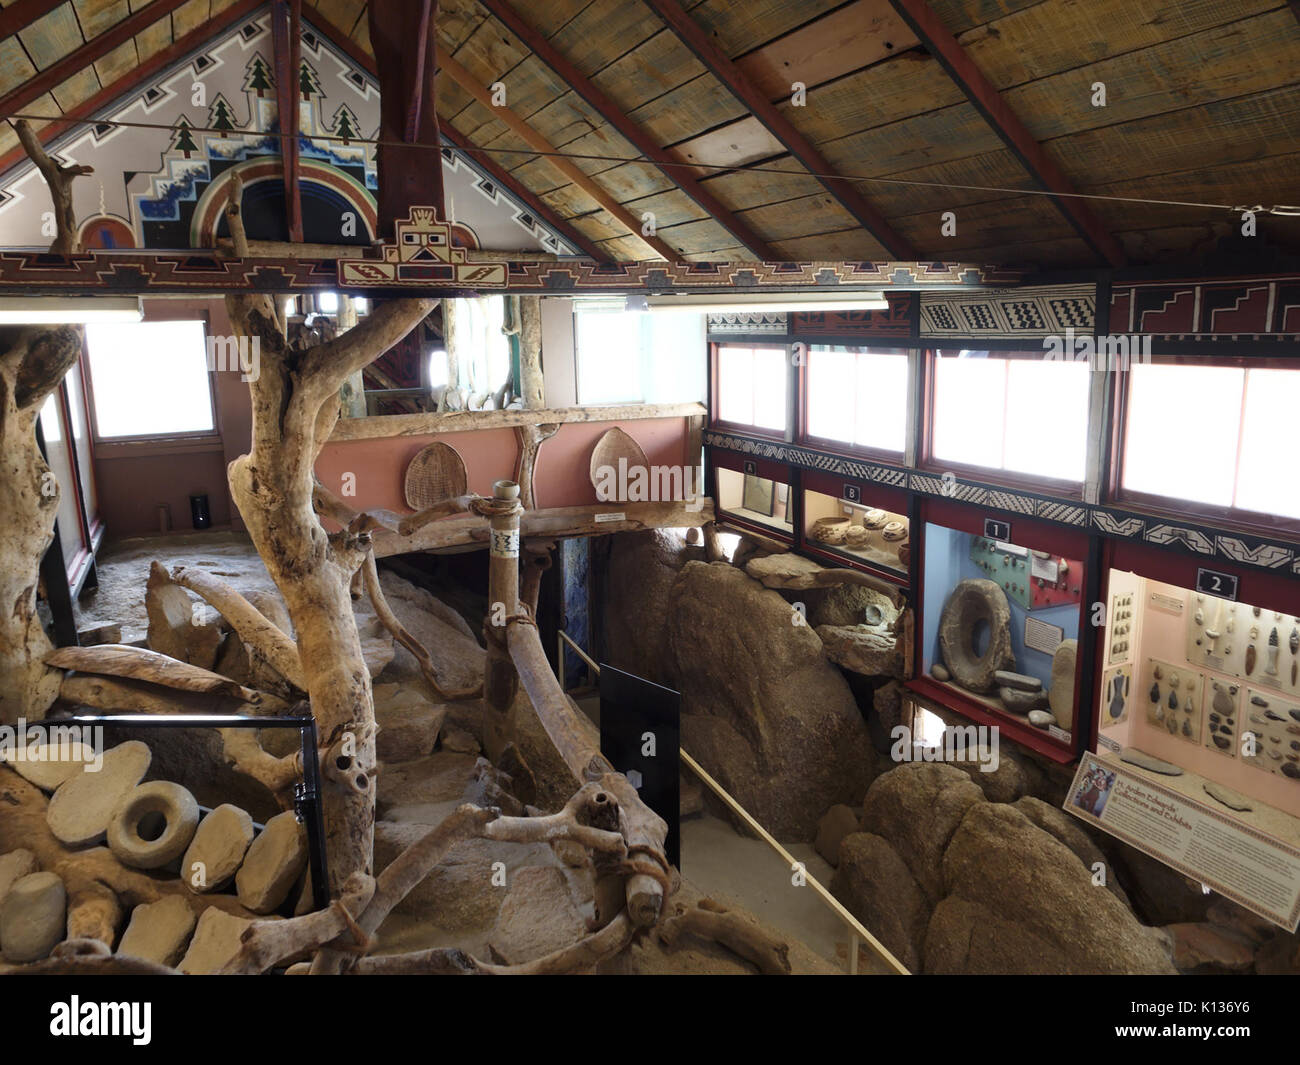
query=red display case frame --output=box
[710,449,796,545]
[798,468,910,586]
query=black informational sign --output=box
[599,663,681,867]
[984,517,1011,541]
[1196,567,1239,601]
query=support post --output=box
[484,480,522,732]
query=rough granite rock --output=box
[487,866,588,965]
[1014,796,1130,907]
[0,849,38,908]
[117,895,197,967]
[0,871,66,962]
[183,804,255,893]
[145,561,223,670]
[743,552,830,590]
[603,529,702,686]
[831,832,927,973]
[1109,844,1212,926]
[374,684,446,763]
[1048,639,1079,732]
[46,741,151,847]
[800,583,899,630]
[668,562,877,840]
[235,811,307,914]
[373,571,484,696]
[178,908,254,975]
[872,681,907,736]
[814,805,860,866]
[441,726,481,755]
[946,742,1043,805]
[815,624,903,678]
[935,803,1175,974]
[860,763,985,904]
[937,579,1015,692]
[1163,921,1256,973]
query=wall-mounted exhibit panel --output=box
[711,451,794,542]
[912,499,1091,759]
[799,470,908,582]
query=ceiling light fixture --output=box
[0,297,143,324]
[645,292,889,314]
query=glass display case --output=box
[711,452,794,541]
[1097,543,1300,818]
[914,500,1091,757]
[800,470,908,581]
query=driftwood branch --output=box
[659,900,792,974]
[13,119,92,255]
[45,644,281,706]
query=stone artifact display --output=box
[936,579,1016,693]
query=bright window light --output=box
[574,307,705,406]
[807,346,907,453]
[317,291,339,313]
[85,320,215,440]
[717,344,786,431]
[428,348,449,390]
[932,351,1089,481]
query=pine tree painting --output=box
[209,94,237,137]
[245,55,273,97]
[299,60,322,101]
[172,117,198,158]
[332,103,360,146]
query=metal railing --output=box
[557,630,909,975]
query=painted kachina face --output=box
[0,14,575,255]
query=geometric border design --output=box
[920,283,1096,338]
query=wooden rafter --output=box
[0,0,65,41]
[476,0,779,261]
[302,3,603,259]
[271,0,304,242]
[437,51,681,262]
[0,0,266,175]
[642,0,916,259]
[886,0,1127,268]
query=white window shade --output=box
[575,308,705,406]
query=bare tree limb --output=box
[13,119,92,255]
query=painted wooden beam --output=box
[886,0,1128,267]
[437,51,682,262]
[271,0,304,242]
[0,0,192,119]
[0,0,67,42]
[642,0,916,259]
[301,3,606,260]
[368,0,447,235]
[0,0,267,174]
[476,0,779,261]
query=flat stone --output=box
[930,663,951,682]
[1202,782,1252,812]
[45,741,151,847]
[117,895,197,967]
[235,811,307,914]
[1048,639,1079,732]
[0,871,66,962]
[1000,686,1048,714]
[183,804,255,893]
[814,804,860,866]
[486,866,588,966]
[0,849,38,908]
[815,624,903,678]
[1121,749,1184,776]
[2,740,101,792]
[440,726,481,755]
[993,670,1042,692]
[178,908,254,975]
[1028,710,1056,729]
[744,552,827,590]
[375,696,446,763]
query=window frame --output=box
[920,346,1091,497]
[798,342,911,462]
[84,312,220,446]
[1110,351,1300,538]
[708,340,793,441]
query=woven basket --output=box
[589,427,649,491]
[403,441,468,510]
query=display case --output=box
[710,451,794,542]
[911,499,1092,758]
[799,470,909,582]
[1096,541,1300,819]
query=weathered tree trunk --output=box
[0,325,83,724]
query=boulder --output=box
[860,763,985,904]
[815,624,903,678]
[117,895,197,967]
[145,562,223,670]
[183,804,255,892]
[1109,844,1211,925]
[441,726,481,755]
[1048,639,1079,731]
[814,805,860,866]
[802,583,899,630]
[374,685,446,763]
[832,832,928,973]
[1014,796,1129,907]
[373,571,484,696]
[235,811,307,914]
[936,579,1015,692]
[937,803,1174,973]
[46,741,151,847]
[667,562,877,839]
[1163,922,1256,973]
[487,866,589,965]
[946,742,1043,805]
[178,908,254,975]
[0,871,66,962]
[872,681,907,736]
[743,552,827,590]
[0,848,38,907]
[604,529,701,686]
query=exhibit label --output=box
[1065,753,1300,931]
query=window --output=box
[806,346,908,454]
[85,320,215,440]
[715,344,787,432]
[931,350,1090,482]
[574,305,704,406]
[1123,362,1300,521]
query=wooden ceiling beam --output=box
[886,0,1128,267]
[270,0,304,242]
[0,0,67,42]
[438,50,682,262]
[0,0,266,174]
[642,0,916,259]
[302,3,606,260]
[0,0,192,118]
[476,0,779,261]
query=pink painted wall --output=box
[534,419,692,509]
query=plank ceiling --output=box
[2,0,1299,268]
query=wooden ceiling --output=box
[2,0,1299,269]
